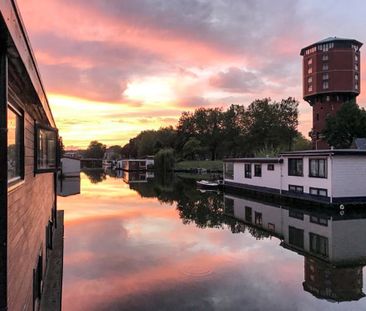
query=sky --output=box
[17,0,366,149]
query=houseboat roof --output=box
[280,149,366,157]
[224,157,283,164]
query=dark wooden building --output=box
[300,37,363,149]
[0,1,60,310]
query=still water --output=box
[59,171,366,311]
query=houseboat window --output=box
[224,163,234,179]
[310,215,328,226]
[7,105,23,183]
[224,197,234,214]
[255,212,262,226]
[309,159,327,178]
[268,223,275,231]
[254,164,262,177]
[245,206,252,223]
[289,226,304,249]
[244,164,252,179]
[289,185,304,193]
[289,209,304,220]
[288,158,303,176]
[309,233,329,257]
[36,125,58,172]
[267,164,274,171]
[309,187,328,197]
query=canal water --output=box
[59,171,366,311]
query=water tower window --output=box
[323,81,329,89]
[323,73,329,80]
[355,54,359,62]
[308,84,313,92]
[355,64,359,71]
[308,58,313,65]
[355,83,359,90]
[326,96,330,102]
[308,76,312,83]
[322,54,329,61]
[322,63,328,71]
[308,67,313,74]
[355,73,359,81]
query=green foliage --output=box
[182,138,203,160]
[322,100,366,148]
[154,148,175,173]
[175,160,223,171]
[84,141,107,159]
[254,145,283,158]
[292,133,312,151]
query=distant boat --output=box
[196,180,221,189]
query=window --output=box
[289,209,304,220]
[355,54,359,62]
[355,64,359,71]
[326,96,330,102]
[289,226,304,249]
[323,73,329,80]
[254,164,262,177]
[224,197,234,214]
[7,105,23,184]
[355,73,359,81]
[308,84,313,92]
[309,233,328,257]
[288,158,303,176]
[355,83,359,90]
[267,164,274,171]
[310,187,328,197]
[310,215,328,226]
[244,163,252,179]
[289,185,304,193]
[322,63,328,71]
[307,76,312,83]
[224,162,234,179]
[35,124,58,173]
[323,81,329,89]
[309,159,327,178]
[307,67,313,74]
[268,223,275,231]
[307,58,313,65]
[245,206,252,223]
[255,212,262,226]
[322,54,328,61]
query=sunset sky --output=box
[17,0,366,149]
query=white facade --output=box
[224,150,366,203]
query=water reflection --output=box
[57,176,81,197]
[59,171,366,311]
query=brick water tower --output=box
[300,37,363,149]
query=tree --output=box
[84,141,106,159]
[292,133,312,151]
[154,148,175,174]
[322,100,366,148]
[182,138,203,160]
[58,137,65,157]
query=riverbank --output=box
[175,160,223,172]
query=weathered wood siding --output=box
[7,100,55,311]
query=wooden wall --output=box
[7,90,55,311]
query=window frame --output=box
[288,158,303,177]
[34,123,59,174]
[244,163,252,179]
[309,187,328,197]
[7,102,24,186]
[224,162,234,180]
[267,164,274,171]
[289,185,304,193]
[254,164,262,177]
[309,158,327,178]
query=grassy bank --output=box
[175,160,223,172]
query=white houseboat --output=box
[224,150,366,204]
[116,158,155,171]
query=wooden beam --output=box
[0,22,8,311]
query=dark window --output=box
[310,215,328,226]
[309,233,329,257]
[289,209,304,220]
[255,212,262,226]
[244,164,251,179]
[7,105,24,183]
[268,223,275,231]
[309,159,327,178]
[267,164,274,171]
[254,164,262,177]
[310,187,328,197]
[245,206,252,223]
[289,226,304,249]
[46,220,53,250]
[289,185,304,193]
[224,163,234,179]
[35,124,58,173]
[288,158,303,176]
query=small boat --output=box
[196,180,220,189]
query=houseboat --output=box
[116,158,155,171]
[224,194,366,302]
[0,1,62,310]
[224,149,366,205]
